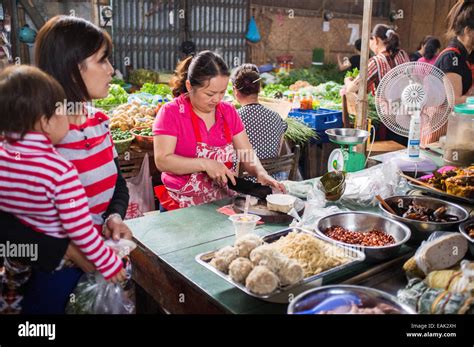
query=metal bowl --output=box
[459,217,474,257]
[315,212,411,262]
[288,285,415,314]
[379,196,469,243]
[325,128,370,145]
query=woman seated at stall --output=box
[409,35,434,62]
[344,24,409,144]
[153,51,285,211]
[231,64,288,180]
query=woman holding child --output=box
[0,16,133,314]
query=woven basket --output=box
[114,136,135,155]
[259,97,293,119]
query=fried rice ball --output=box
[245,266,279,295]
[249,245,285,273]
[210,246,239,274]
[277,258,304,286]
[234,233,263,258]
[228,257,254,283]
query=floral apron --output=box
[164,102,237,209]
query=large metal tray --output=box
[195,228,366,300]
[407,181,474,205]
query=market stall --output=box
[126,151,473,314]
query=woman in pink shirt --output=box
[153,51,284,210]
[418,37,441,65]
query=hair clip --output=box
[252,77,262,84]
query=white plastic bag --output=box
[125,153,155,219]
[66,239,136,314]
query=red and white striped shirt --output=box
[0,132,122,280]
[55,108,118,231]
[367,50,410,95]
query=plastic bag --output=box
[415,231,469,276]
[245,16,261,43]
[450,260,474,293]
[125,153,155,219]
[341,161,406,207]
[66,239,136,314]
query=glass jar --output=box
[443,97,474,166]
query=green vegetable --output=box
[345,67,359,79]
[132,128,153,136]
[111,129,133,141]
[93,84,128,110]
[279,65,345,87]
[261,84,288,98]
[129,69,160,86]
[138,83,172,96]
[284,118,318,146]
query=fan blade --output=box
[423,75,446,107]
[383,75,410,100]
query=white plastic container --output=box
[228,214,261,239]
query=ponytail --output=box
[372,24,400,58]
[170,56,193,98]
[423,38,441,60]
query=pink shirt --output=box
[153,94,245,190]
[418,55,438,65]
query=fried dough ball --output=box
[245,266,279,295]
[249,245,285,273]
[229,257,254,283]
[234,234,263,258]
[277,258,304,286]
[210,246,239,274]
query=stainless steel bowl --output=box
[379,196,469,243]
[288,285,415,314]
[315,212,411,262]
[459,218,474,257]
[325,128,370,145]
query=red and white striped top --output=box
[55,108,118,231]
[367,50,410,95]
[0,132,122,280]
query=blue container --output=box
[288,108,343,132]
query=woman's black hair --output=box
[417,35,434,50]
[372,24,401,58]
[447,0,474,38]
[354,39,362,52]
[170,50,230,97]
[0,65,66,138]
[35,15,112,103]
[423,38,441,60]
[231,64,261,96]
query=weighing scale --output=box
[326,128,370,173]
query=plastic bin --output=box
[288,108,343,136]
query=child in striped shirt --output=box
[0,65,125,283]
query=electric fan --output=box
[375,62,455,173]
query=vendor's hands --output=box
[64,243,95,273]
[203,159,237,186]
[103,215,133,241]
[257,173,287,193]
[107,268,127,284]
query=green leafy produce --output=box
[138,83,172,96]
[129,69,160,86]
[261,84,288,98]
[132,128,153,136]
[279,64,345,87]
[284,118,318,146]
[111,129,133,141]
[345,67,359,79]
[111,76,126,87]
[93,84,129,110]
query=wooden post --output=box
[356,0,373,153]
